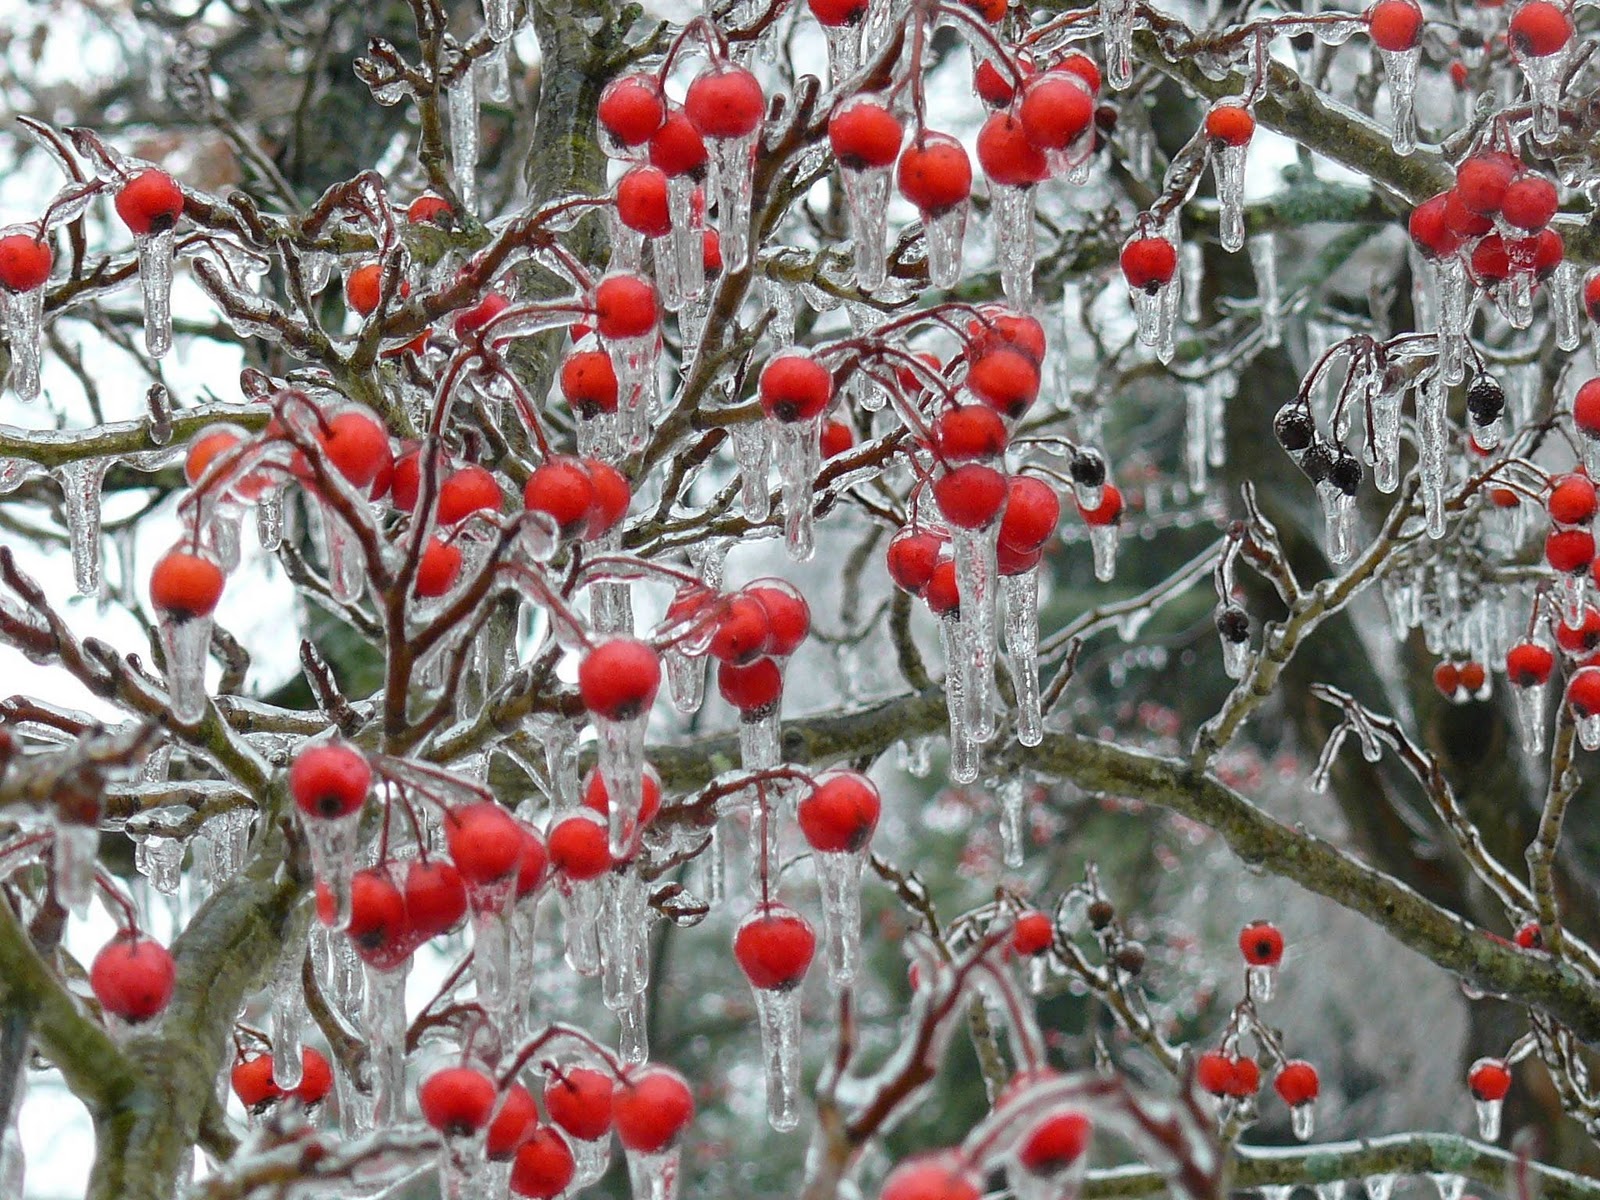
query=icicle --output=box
[1553,260,1582,351]
[952,524,1001,745]
[1436,256,1470,385]
[1378,47,1421,154]
[557,874,604,975]
[1578,708,1600,752]
[731,420,771,521]
[823,21,862,84]
[1370,382,1403,493]
[301,810,363,931]
[1185,381,1211,490]
[1513,680,1547,755]
[1180,242,1203,323]
[256,487,285,551]
[0,284,45,401]
[996,776,1028,868]
[1416,371,1448,539]
[665,176,704,307]
[814,847,865,988]
[603,327,661,454]
[841,161,891,292]
[1476,1095,1503,1140]
[54,458,108,596]
[992,184,1036,307]
[1214,140,1247,252]
[625,1144,681,1200]
[922,204,968,290]
[1318,481,1355,564]
[709,132,758,274]
[1087,522,1119,582]
[269,927,308,1090]
[596,712,650,859]
[1248,232,1281,348]
[752,982,803,1130]
[617,988,649,1064]
[1429,1174,1465,1200]
[482,0,514,40]
[317,504,367,604]
[1316,1181,1346,1200]
[1101,0,1136,88]
[451,64,480,212]
[601,865,650,1010]
[52,820,97,915]
[772,417,821,561]
[940,615,981,784]
[1216,606,1251,679]
[1365,1176,1397,1200]
[1291,1102,1315,1140]
[361,958,409,1124]
[1516,44,1570,145]
[1246,962,1276,1003]
[1004,569,1043,747]
[135,225,176,357]
[158,608,214,724]
[469,880,518,1030]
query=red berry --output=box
[1443,188,1495,238]
[1472,234,1510,283]
[1546,527,1595,574]
[887,527,946,594]
[1557,607,1600,654]
[1507,641,1555,686]
[544,1067,614,1141]
[1548,472,1596,525]
[295,1049,334,1105]
[1433,661,1461,697]
[734,903,816,990]
[934,405,1009,462]
[977,112,1049,187]
[1576,379,1600,437]
[1501,174,1558,231]
[998,476,1060,554]
[798,770,881,853]
[1196,1051,1235,1096]
[231,1055,282,1109]
[1585,273,1600,323]
[318,410,392,490]
[594,273,658,340]
[1226,1056,1262,1098]
[419,1066,498,1137]
[114,169,185,236]
[1460,661,1487,693]
[1012,911,1054,956]
[970,309,1047,362]
[0,234,52,292]
[291,744,371,820]
[1569,666,1600,717]
[345,868,410,964]
[974,51,1034,109]
[515,823,549,898]
[90,935,176,1023]
[548,813,613,881]
[344,263,385,316]
[1367,0,1423,50]
[407,194,454,226]
[1121,235,1178,292]
[1468,1057,1512,1101]
[1532,228,1564,278]
[1409,193,1463,259]
[416,537,463,598]
[579,638,662,720]
[1515,920,1544,949]
[1019,71,1095,152]
[717,656,784,715]
[684,65,765,140]
[1239,920,1283,966]
[445,802,525,886]
[454,291,510,338]
[184,426,242,486]
[648,110,709,179]
[524,456,596,536]
[924,558,960,616]
[1274,1060,1320,1107]
[582,762,664,829]
[488,1084,541,1161]
[561,349,620,417]
[829,99,904,170]
[745,580,810,656]
[998,541,1043,576]
[150,549,225,619]
[880,1153,982,1200]
[437,466,502,526]
[1509,0,1572,56]
[599,74,666,147]
[821,418,854,459]
[612,1065,695,1152]
[809,0,870,25]
[934,463,1008,529]
[760,352,834,422]
[1078,483,1124,526]
[1204,103,1255,146]
[897,133,973,216]
[583,459,631,539]
[511,1127,576,1199]
[617,166,673,238]
[1456,153,1518,215]
[967,347,1040,419]
[405,858,468,938]
[1016,1111,1092,1174]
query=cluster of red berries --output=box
[230,1049,335,1111]
[1432,659,1489,703]
[1409,149,1564,291]
[693,579,810,720]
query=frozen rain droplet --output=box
[1003,569,1043,746]
[1088,522,1120,582]
[1318,481,1355,565]
[1553,260,1582,351]
[1315,1181,1346,1200]
[136,226,176,357]
[0,284,45,402]
[752,981,804,1130]
[558,874,604,976]
[1436,255,1471,385]
[596,712,650,859]
[1416,371,1449,539]
[1429,1173,1466,1200]
[1516,44,1571,145]
[605,327,661,454]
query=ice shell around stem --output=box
[159,611,214,724]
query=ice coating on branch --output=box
[54,459,108,597]
[136,225,176,357]
[996,573,1041,754]
[1377,47,1420,155]
[1248,232,1281,348]
[772,417,821,561]
[0,285,45,402]
[992,184,1037,308]
[450,64,480,212]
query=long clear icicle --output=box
[732,421,771,521]
[922,203,968,290]
[952,525,1000,744]
[451,64,480,213]
[52,821,97,914]
[709,132,757,274]
[814,848,865,988]
[361,959,409,1125]
[1248,232,1282,348]
[269,926,308,1090]
[1377,47,1421,155]
[0,287,45,401]
[772,417,821,561]
[482,0,514,40]
[136,226,176,357]
[302,811,362,930]
[1003,569,1043,746]
[1101,0,1136,88]
[1517,47,1570,145]
[1213,141,1247,253]
[842,164,891,292]
[596,712,650,859]
[992,184,1036,307]
[752,986,803,1131]
[941,614,981,783]
[55,459,108,596]
[158,610,213,724]
[1417,370,1449,539]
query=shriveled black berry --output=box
[1070,450,1107,489]
[1467,374,1505,426]
[1329,450,1363,497]
[1087,898,1115,929]
[1215,605,1251,643]
[1300,441,1335,485]
[1274,405,1315,454]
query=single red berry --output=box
[1509,1,1572,56]
[760,352,834,422]
[829,99,905,170]
[798,770,881,853]
[887,527,946,594]
[967,347,1040,419]
[405,858,469,938]
[561,349,620,418]
[1367,0,1424,50]
[1019,71,1095,152]
[407,194,453,225]
[1442,189,1494,240]
[1568,666,1600,717]
[1012,911,1054,956]
[998,541,1043,576]
[1460,661,1487,693]
[445,801,526,886]
[1016,1111,1092,1174]
[582,762,664,829]
[684,64,765,140]
[114,169,185,236]
[293,1048,334,1105]
[1576,378,1600,437]
[1204,103,1255,147]
[598,74,666,147]
[717,656,784,716]
[934,405,1009,462]
[594,273,659,340]
[924,558,960,616]
[1507,641,1555,686]
[419,1066,498,1138]
[183,426,243,487]
[583,460,630,540]
[1196,1051,1235,1096]
[1409,193,1463,259]
[1514,920,1544,949]
[514,823,549,899]
[648,109,709,179]
[880,1153,983,1200]
[998,476,1060,554]
[616,166,673,238]
[934,463,1009,529]
[488,1084,541,1161]
[1557,608,1600,653]
[579,638,662,720]
[436,466,502,526]
[1239,920,1284,966]
[1434,661,1462,696]
[1059,52,1101,93]
[1226,1056,1262,1098]
[150,549,225,619]
[821,418,854,458]
[1532,227,1564,278]
[974,51,1034,109]
[1121,236,1178,292]
[0,233,52,292]
[344,263,386,316]
[1548,472,1596,525]
[524,456,597,536]
[1456,153,1519,215]
[1585,273,1600,323]
[290,743,371,820]
[1546,527,1595,574]
[970,309,1047,362]
[345,868,410,964]
[548,813,614,881]
[1274,1061,1320,1107]
[90,935,176,1023]
[231,1055,282,1109]
[416,537,464,599]
[317,410,392,490]
[1468,1057,1512,1101]
[511,1127,577,1199]
[612,1065,695,1153]
[453,291,510,339]
[1501,173,1558,231]
[896,133,973,216]
[1077,482,1124,526]
[1472,234,1510,283]
[734,903,817,990]
[745,580,810,656]
[977,112,1050,187]
[808,0,870,25]
[544,1067,614,1141]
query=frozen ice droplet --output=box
[54,459,108,596]
[1554,260,1582,351]
[940,615,982,784]
[1429,1174,1465,1200]
[996,776,1027,868]
[1514,41,1572,145]
[596,712,650,859]
[136,226,176,357]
